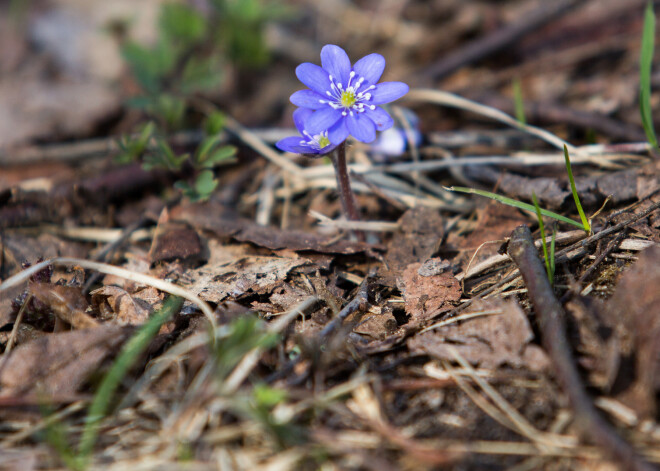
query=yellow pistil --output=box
[318,135,331,148]
[341,90,356,108]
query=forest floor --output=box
[0,1,659,470]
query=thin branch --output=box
[507,225,655,471]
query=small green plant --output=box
[117,1,290,201]
[533,193,556,285]
[640,1,658,148]
[446,186,585,229]
[563,145,591,233]
[512,78,526,125]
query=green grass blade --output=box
[445,186,585,229]
[533,193,553,285]
[563,145,591,233]
[513,78,526,125]
[77,296,184,465]
[640,1,658,148]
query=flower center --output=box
[320,71,377,116]
[341,90,356,108]
[317,135,331,148]
[301,130,331,151]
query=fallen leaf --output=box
[408,299,550,371]
[608,245,660,418]
[385,207,445,272]
[0,325,129,397]
[91,285,163,325]
[400,262,461,323]
[148,208,204,264]
[184,255,309,303]
[29,282,98,329]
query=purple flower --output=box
[290,44,409,145]
[276,108,338,155]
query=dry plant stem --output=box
[507,225,655,471]
[331,142,365,241]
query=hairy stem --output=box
[331,142,364,241]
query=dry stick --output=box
[331,142,365,241]
[507,225,655,471]
[421,0,582,80]
[320,271,373,340]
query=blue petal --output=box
[292,108,314,134]
[364,106,394,131]
[290,90,327,110]
[353,53,385,86]
[321,44,351,86]
[318,142,338,155]
[276,136,317,154]
[346,113,376,143]
[328,119,349,145]
[306,107,342,134]
[369,82,409,105]
[296,63,332,95]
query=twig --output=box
[507,225,655,471]
[320,271,373,340]
[421,0,582,80]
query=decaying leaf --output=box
[91,285,163,325]
[184,254,309,303]
[385,206,445,272]
[608,245,660,418]
[0,325,129,397]
[400,261,461,323]
[29,282,98,329]
[408,299,550,371]
[148,207,204,264]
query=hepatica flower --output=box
[276,108,337,155]
[288,44,409,145]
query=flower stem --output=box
[331,142,364,241]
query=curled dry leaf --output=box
[408,299,550,371]
[91,285,163,325]
[29,282,98,329]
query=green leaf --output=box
[446,186,585,229]
[194,169,218,198]
[253,384,287,409]
[160,2,206,44]
[201,145,237,168]
[563,145,591,233]
[179,55,224,94]
[204,111,227,135]
[196,135,223,164]
[640,1,658,148]
[513,78,526,125]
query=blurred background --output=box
[0,0,654,155]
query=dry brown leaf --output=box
[400,262,461,323]
[408,299,550,371]
[608,245,660,418]
[184,255,309,303]
[0,325,128,397]
[385,206,445,272]
[90,285,164,325]
[148,208,204,264]
[29,282,98,329]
